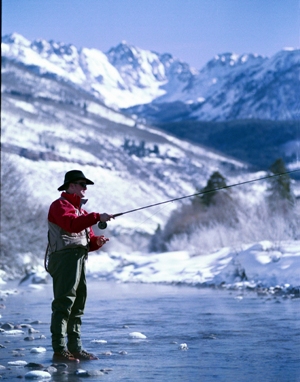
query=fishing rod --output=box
[98,168,300,229]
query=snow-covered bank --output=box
[1,240,299,296]
[86,240,300,293]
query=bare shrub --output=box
[150,165,299,255]
[0,154,48,275]
[164,197,299,256]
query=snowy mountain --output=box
[124,48,300,122]
[2,33,299,122]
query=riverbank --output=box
[3,239,299,297]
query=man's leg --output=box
[49,249,84,352]
[67,257,98,360]
[67,257,87,353]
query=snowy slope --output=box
[1,52,247,242]
[2,33,299,240]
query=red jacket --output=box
[48,192,102,252]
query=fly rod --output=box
[98,168,300,229]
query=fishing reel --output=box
[97,213,121,229]
[98,221,107,230]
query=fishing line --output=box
[98,168,300,229]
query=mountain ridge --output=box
[2,33,299,122]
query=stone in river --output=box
[24,370,51,379]
[128,332,147,339]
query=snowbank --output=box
[85,240,300,292]
[1,240,299,295]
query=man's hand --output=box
[100,213,114,222]
[96,235,109,247]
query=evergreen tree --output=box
[267,158,294,215]
[194,171,227,206]
[268,158,294,203]
[148,224,167,252]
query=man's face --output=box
[68,180,87,198]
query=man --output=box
[47,170,113,362]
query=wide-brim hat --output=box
[58,170,94,191]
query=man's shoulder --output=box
[50,195,73,209]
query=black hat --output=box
[58,170,94,191]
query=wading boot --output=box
[53,349,80,363]
[72,350,98,360]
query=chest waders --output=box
[47,200,90,353]
[48,247,88,353]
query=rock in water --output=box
[8,360,28,366]
[25,370,51,379]
[30,347,47,353]
[25,363,44,369]
[75,369,88,376]
[1,323,14,330]
[91,339,107,344]
[179,343,188,350]
[87,370,105,376]
[24,336,35,341]
[75,368,105,377]
[3,329,24,335]
[43,366,57,373]
[129,332,147,339]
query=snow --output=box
[1,240,298,293]
[83,240,300,292]
[12,100,37,114]
[86,102,135,126]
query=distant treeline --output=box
[155,119,300,171]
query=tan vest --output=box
[48,201,90,254]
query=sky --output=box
[2,0,300,69]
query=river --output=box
[0,280,299,381]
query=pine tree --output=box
[267,158,294,214]
[197,171,227,206]
[268,158,293,202]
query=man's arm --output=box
[48,199,101,233]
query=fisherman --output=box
[47,170,113,362]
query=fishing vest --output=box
[47,199,90,254]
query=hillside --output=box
[1,53,251,267]
[155,119,300,170]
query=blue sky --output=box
[2,0,299,69]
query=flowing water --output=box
[0,280,299,381]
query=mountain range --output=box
[2,33,300,123]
